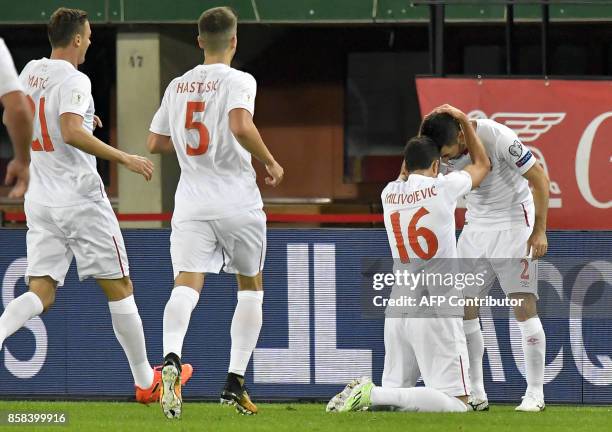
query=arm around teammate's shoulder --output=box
[460,120,490,189]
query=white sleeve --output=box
[497,128,536,175]
[0,39,23,98]
[59,73,91,117]
[149,84,171,136]
[442,171,472,202]
[227,72,256,115]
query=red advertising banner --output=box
[416,78,612,230]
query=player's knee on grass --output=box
[510,293,538,321]
[174,272,205,293]
[236,272,263,291]
[28,276,57,312]
[97,277,134,301]
[464,303,480,321]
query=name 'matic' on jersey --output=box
[19,58,105,206]
[382,171,472,261]
[150,64,263,221]
[444,119,537,230]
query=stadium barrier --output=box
[0,229,611,403]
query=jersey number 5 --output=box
[185,101,210,156]
[390,207,439,263]
[27,96,54,152]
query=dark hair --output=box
[198,7,237,51]
[419,112,461,149]
[48,8,88,48]
[403,136,441,171]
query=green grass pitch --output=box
[0,401,610,432]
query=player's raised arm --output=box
[60,112,154,181]
[434,104,490,188]
[523,160,550,259]
[229,108,283,186]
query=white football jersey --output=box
[19,58,105,206]
[444,119,536,230]
[0,38,23,97]
[382,171,472,260]
[150,63,263,221]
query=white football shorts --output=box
[382,317,470,397]
[25,199,129,286]
[170,209,266,278]
[458,208,538,299]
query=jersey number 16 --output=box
[390,207,439,263]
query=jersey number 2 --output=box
[27,96,54,152]
[185,101,210,156]
[390,207,439,263]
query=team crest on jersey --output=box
[508,140,523,159]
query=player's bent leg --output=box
[28,276,57,311]
[463,304,489,411]
[220,273,263,415]
[328,377,469,413]
[511,293,546,412]
[370,387,469,413]
[97,277,157,404]
[0,276,54,349]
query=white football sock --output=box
[371,387,468,412]
[163,286,200,358]
[108,295,153,389]
[518,317,546,398]
[229,290,263,376]
[464,318,487,399]
[0,291,44,348]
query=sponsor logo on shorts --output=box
[526,336,540,346]
[508,140,523,158]
[516,150,533,167]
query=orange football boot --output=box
[136,364,193,405]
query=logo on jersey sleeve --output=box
[516,149,533,167]
[71,89,86,106]
[508,140,523,159]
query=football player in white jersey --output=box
[0,8,194,405]
[147,7,283,418]
[420,106,550,411]
[0,37,33,198]
[328,105,490,413]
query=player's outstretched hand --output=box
[4,158,29,198]
[526,229,548,259]
[124,154,154,181]
[265,160,284,187]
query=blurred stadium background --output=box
[0,0,611,407]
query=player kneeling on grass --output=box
[147,6,284,419]
[0,7,192,404]
[328,105,490,413]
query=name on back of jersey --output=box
[384,185,437,206]
[28,75,48,89]
[175,79,219,94]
